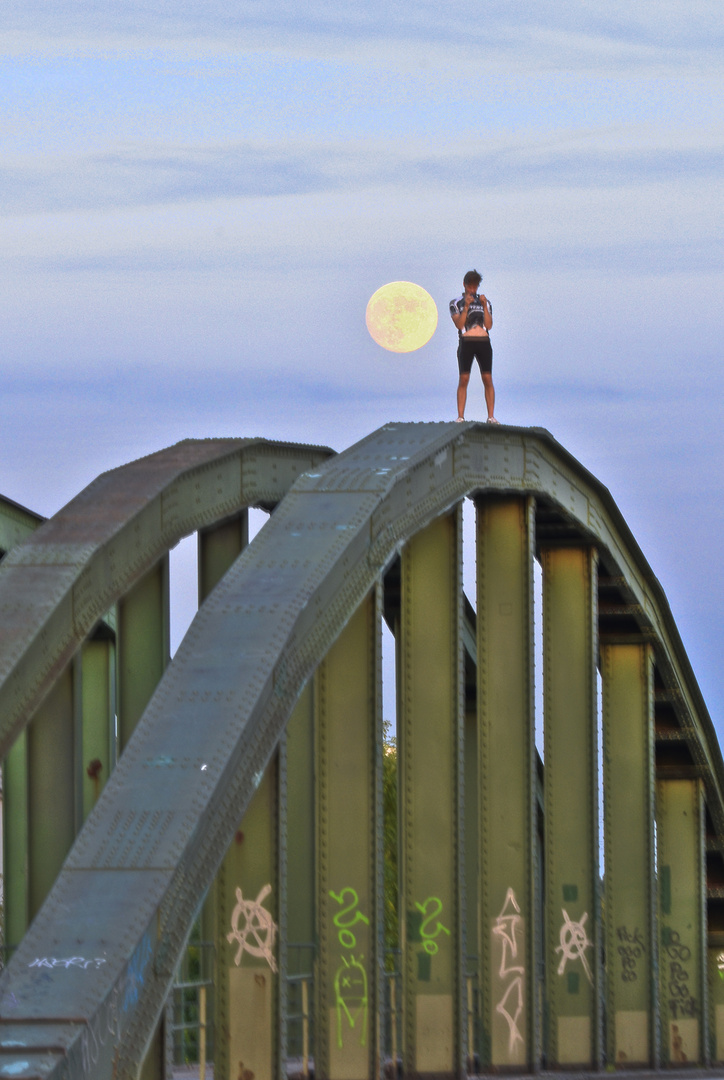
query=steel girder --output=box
[0,421,721,1079]
[0,437,334,763]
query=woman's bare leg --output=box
[457,372,470,419]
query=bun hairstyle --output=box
[463,269,482,288]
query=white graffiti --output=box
[29,957,107,971]
[227,883,278,972]
[556,909,593,984]
[80,981,123,1078]
[492,888,525,1053]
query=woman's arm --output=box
[451,297,470,331]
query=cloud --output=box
[2,1,723,76]
[2,129,723,217]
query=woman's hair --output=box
[463,269,482,288]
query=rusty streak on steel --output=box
[0,436,334,761]
[0,421,721,1079]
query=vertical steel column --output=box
[198,513,248,1080]
[117,555,170,752]
[476,496,536,1069]
[463,703,478,1069]
[198,513,249,604]
[27,666,75,922]
[80,633,116,822]
[601,643,656,1066]
[3,731,29,953]
[708,939,724,1063]
[541,545,600,1067]
[284,680,316,1062]
[657,778,707,1064]
[399,510,464,1079]
[315,592,382,1080]
[217,759,279,1080]
[119,559,171,1080]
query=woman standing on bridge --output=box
[449,269,498,423]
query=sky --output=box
[1,3,723,738]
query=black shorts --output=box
[457,336,493,375]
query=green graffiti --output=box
[333,954,368,1049]
[329,888,370,950]
[415,897,450,955]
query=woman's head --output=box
[463,269,482,292]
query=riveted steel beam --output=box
[601,643,657,1066]
[399,509,463,1079]
[282,682,316,1064]
[3,729,29,952]
[27,665,76,923]
[476,496,537,1070]
[708,936,724,1062]
[198,511,250,1080]
[315,592,382,1080]
[657,778,707,1065]
[0,493,43,555]
[0,438,333,761]
[0,422,720,1080]
[80,636,115,823]
[542,545,600,1067]
[117,557,169,752]
[216,758,279,1080]
[198,512,249,604]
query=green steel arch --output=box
[0,421,721,1079]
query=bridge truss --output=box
[0,422,722,1079]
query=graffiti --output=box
[227,884,278,973]
[80,981,123,1076]
[616,925,645,983]
[416,897,450,955]
[29,956,107,971]
[492,888,525,1053]
[329,888,369,1048]
[556,909,593,984]
[663,930,696,1021]
[329,887,369,949]
[333,955,369,1049]
[671,1024,688,1063]
[123,932,154,1011]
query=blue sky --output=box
[1,3,723,734]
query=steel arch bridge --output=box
[0,422,722,1080]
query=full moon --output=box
[365,281,438,353]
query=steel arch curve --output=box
[0,436,333,762]
[0,421,720,1079]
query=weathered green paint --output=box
[80,638,115,821]
[657,779,706,1065]
[463,701,478,1058]
[708,941,724,1062]
[602,642,656,1066]
[2,730,29,951]
[315,595,381,1080]
[400,510,463,1078]
[476,496,536,1069]
[198,512,249,604]
[27,665,75,921]
[117,556,170,751]
[217,759,279,1080]
[0,424,720,1080]
[285,682,316,967]
[0,494,42,555]
[199,512,249,1080]
[541,545,600,1067]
